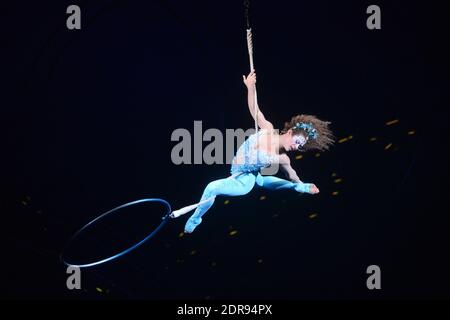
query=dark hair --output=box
[281,114,335,151]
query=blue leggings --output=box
[184,172,313,233]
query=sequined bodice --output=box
[230,130,276,175]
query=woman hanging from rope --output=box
[61,1,334,269]
[171,70,335,233]
[168,1,334,233]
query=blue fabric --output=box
[230,130,274,175]
[184,172,313,233]
[255,174,312,193]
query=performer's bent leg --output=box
[184,173,256,233]
[256,174,313,193]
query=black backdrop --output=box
[1,0,449,299]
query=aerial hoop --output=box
[60,198,172,268]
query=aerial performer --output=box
[169,2,335,232]
[61,1,334,268]
[171,68,335,233]
[168,2,335,232]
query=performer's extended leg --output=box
[184,173,257,233]
[255,174,313,193]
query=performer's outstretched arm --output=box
[279,153,302,183]
[277,153,320,194]
[243,70,274,130]
[257,174,320,194]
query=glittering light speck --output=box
[386,119,399,126]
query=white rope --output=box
[171,29,260,220]
[246,28,258,134]
[170,196,215,218]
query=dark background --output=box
[1,0,449,299]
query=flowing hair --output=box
[281,114,335,151]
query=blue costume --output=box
[184,129,314,233]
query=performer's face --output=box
[287,131,308,151]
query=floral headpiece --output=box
[294,122,318,140]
